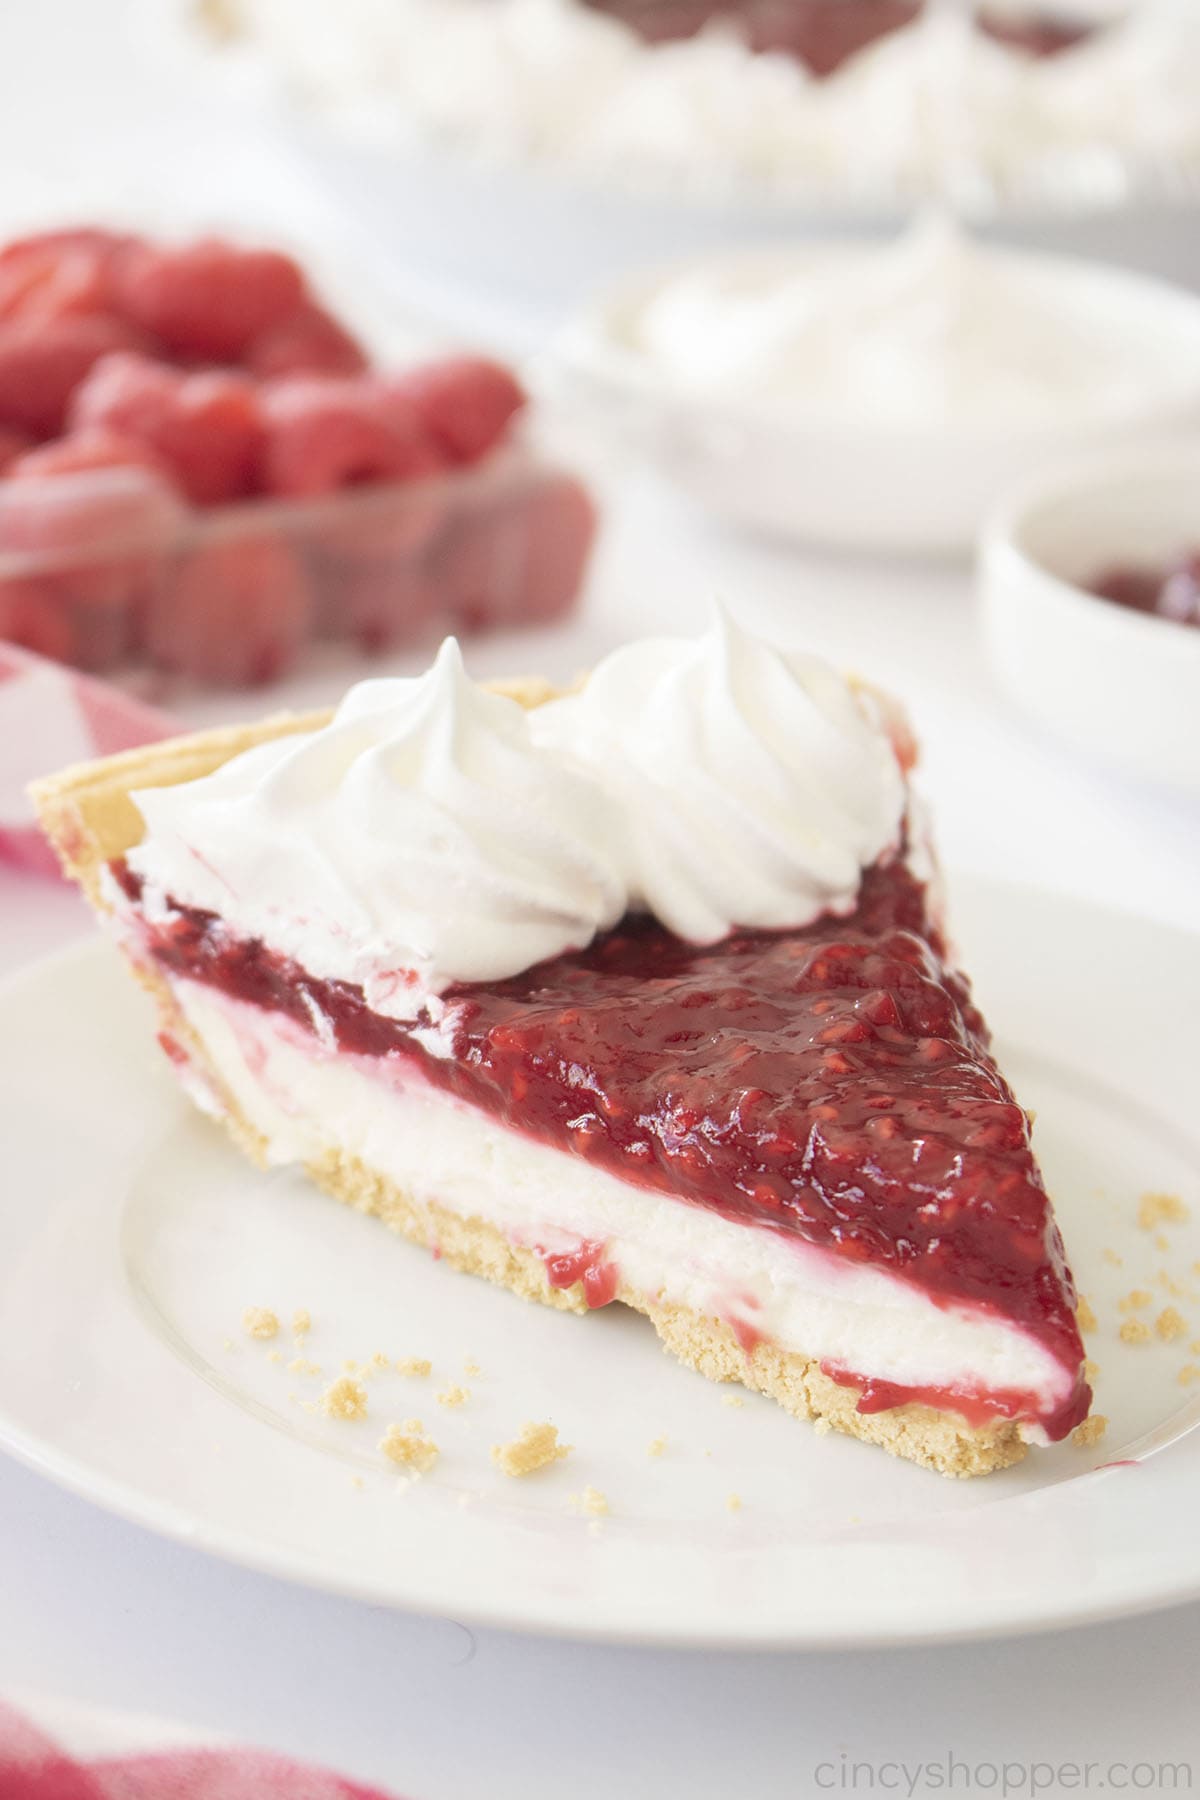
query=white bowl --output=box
[980,442,1200,791]
[551,244,1200,555]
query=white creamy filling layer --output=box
[171,977,1069,1425]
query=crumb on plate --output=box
[1138,1192,1189,1231]
[647,1436,667,1458]
[395,1357,432,1378]
[571,1485,609,1517]
[1071,1415,1107,1448]
[292,1308,312,1336]
[242,1307,279,1340]
[1179,1364,1200,1388]
[726,1492,744,1512]
[437,1384,470,1410]
[491,1422,571,1478]
[1155,1307,1188,1342]
[1075,1296,1097,1333]
[1119,1319,1152,1346]
[320,1375,369,1421]
[379,1420,439,1474]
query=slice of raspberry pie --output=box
[33,615,1090,1476]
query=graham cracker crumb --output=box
[242,1307,279,1340]
[1156,1307,1188,1342]
[1191,1340,1200,1355]
[1071,1415,1108,1448]
[342,1359,359,1374]
[1193,1263,1200,1278]
[1180,1365,1200,1388]
[351,1475,365,1490]
[722,1394,745,1410]
[1157,1270,1185,1296]
[287,1357,320,1375]
[491,1421,571,1478]
[370,1350,390,1371]
[726,1492,743,1512]
[1119,1319,1152,1345]
[266,1349,282,1365]
[1083,1359,1100,1381]
[1118,1289,1152,1313]
[1075,1296,1098,1333]
[647,1436,667,1458]
[463,1359,482,1378]
[320,1375,369,1421]
[395,1357,432,1378]
[1138,1192,1189,1231]
[437,1384,470,1410]
[292,1308,312,1336]
[379,1421,439,1474]
[1102,1248,1123,1268]
[571,1485,609,1517]
[1155,1233,1170,1252]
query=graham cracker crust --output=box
[30,685,1027,1481]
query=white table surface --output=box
[1,1,1199,1792]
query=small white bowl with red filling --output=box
[0,228,596,687]
[979,442,1200,792]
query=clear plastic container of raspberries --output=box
[0,228,596,686]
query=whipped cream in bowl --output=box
[555,215,1200,553]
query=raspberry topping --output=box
[118,852,1087,1432]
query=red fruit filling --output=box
[583,0,1099,68]
[1090,553,1200,631]
[112,852,1089,1436]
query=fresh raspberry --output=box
[244,301,368,378]
[115,238,307,361]
[8,427,174,485]
[376,357,527,464]
[144,532,314,685]
[0,229,134,324]
[259,377,443,497]
[334,559,440,654]
[0,314,152,438]
[435,471,594,630]
[70,353,262,504]
[0,575,75,663]
[0,426,33,472]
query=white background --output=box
[0,2,1198,1792]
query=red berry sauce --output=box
[1090,554,1200,631]
[113,853,1088,1435]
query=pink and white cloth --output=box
[0,1699,403,1799]
[0,645,172,879]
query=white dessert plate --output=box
[0,876,1198,1649]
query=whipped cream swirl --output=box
[129,639,625,1010]
[128,618,907,998]
[626,213,1198,430]
[531,611,905,943]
